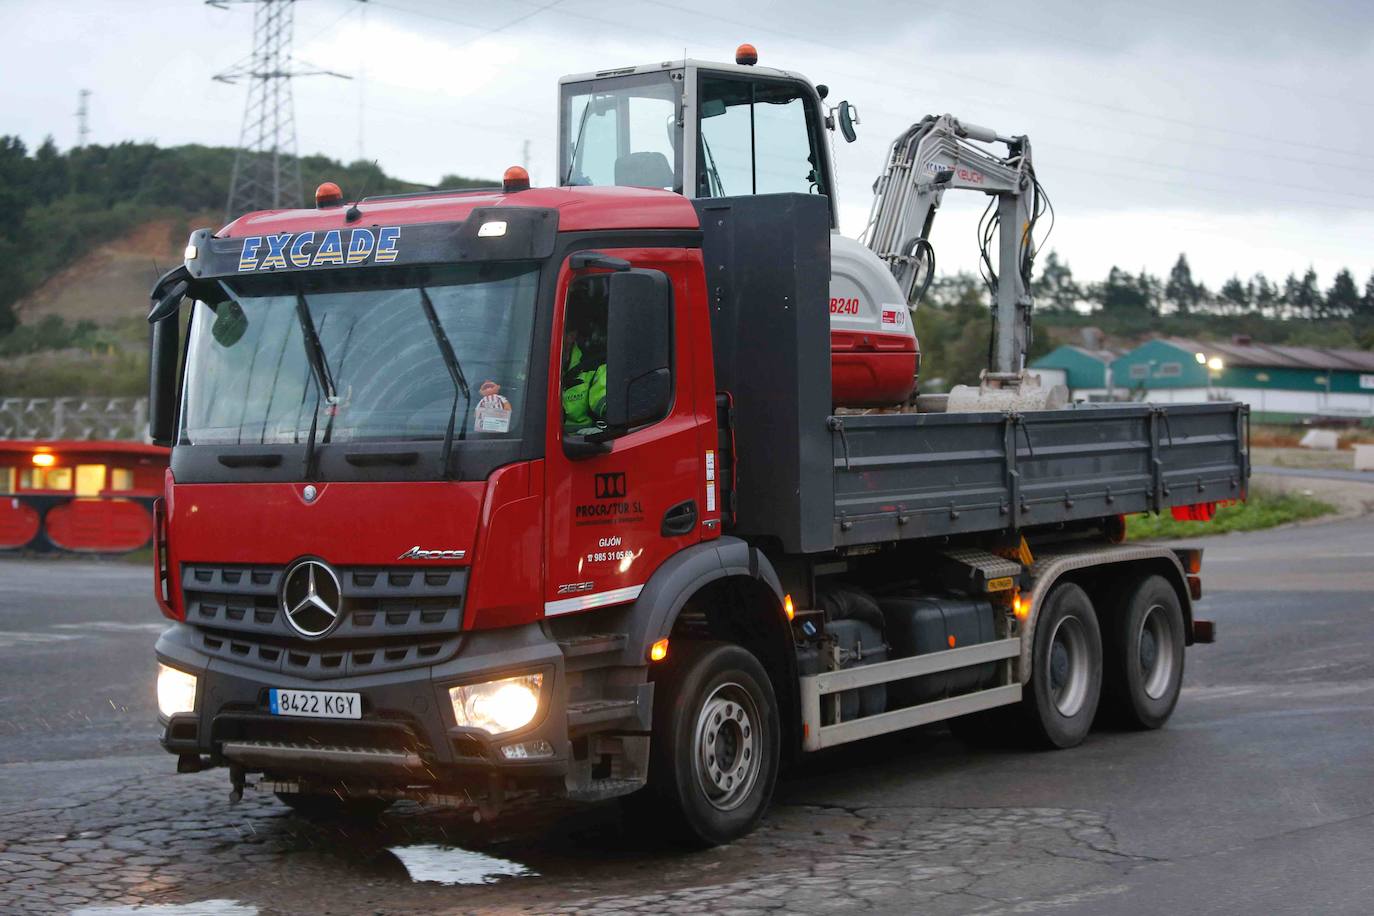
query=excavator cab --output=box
[558,51,920,408]
[557,52,839,228]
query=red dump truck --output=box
[148,50,1245,846]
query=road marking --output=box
[51,622,166,633]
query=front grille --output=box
[183,563,467,677]
[182,564,467,639]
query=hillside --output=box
[0,136,492,397]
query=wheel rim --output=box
[692,681,761,812]
[1047,615,1090,717]
[1138,603,1177,700]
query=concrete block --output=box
[1299,429,1340,451]
[1354,444,1374,472]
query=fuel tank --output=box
[828,233,919,407]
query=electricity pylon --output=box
[210,0,350,220]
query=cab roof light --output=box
[502,166,530,193]
[735,42,758,66]
[31,452,55,467]
[315,181,344,208]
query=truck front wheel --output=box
[1023,582,1103,749]
[648,641,780,847]
[1102,574,1185,729]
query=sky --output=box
[2,0,1372,290]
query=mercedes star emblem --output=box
[280,558,342,638]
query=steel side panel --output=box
[807,638,1019,694]
[832,402,1246,544]
[803,683,1023,751]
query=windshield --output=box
[180,263,539,446]
[561,70,682,190]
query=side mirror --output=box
[837,101,859,143]
[603,269,672,431]
[149,314,180,447]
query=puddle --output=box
[388,844,538,885]
[73,902,258,916]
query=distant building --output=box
[1030,345,1119,400]
[1111,337,1374,423]
[0,440,167,553]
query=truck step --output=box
[567,697,640,729]
[565,776,645,803]
[557,633,628,658]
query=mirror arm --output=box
[563,433,613,459]
[569,251,632,272]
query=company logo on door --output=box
[576,471,642,526]
[595,472,627,500]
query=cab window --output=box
[562,71,682,190]
[698,77,826,198]
[560,276,610,433]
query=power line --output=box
[631,0,1370,163]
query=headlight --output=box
[157,663,197,718]
[449,673,543,735]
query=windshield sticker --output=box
[236,226,402,271]
[474,380,513,433]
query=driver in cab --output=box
[561,294,607,433]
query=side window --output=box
[560,275,610,433]
[562,75,681,190]
[699,77,825,198]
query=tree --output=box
[1031,250,1081,313]
[1326,269,1360,319]
[1360,272,1374,323]
[1252,273,1280,319]
[1219,276,1251,315]
[1284,268,1322,320]
[1165,253,1204,316]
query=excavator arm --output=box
[860,115,1055,404]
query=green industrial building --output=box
[1110,338,1374,422]
[1030,345,1118,400]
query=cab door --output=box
[542,248,712,619]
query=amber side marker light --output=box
[1012,590,1029,621]
[784,594,795,621]
[649,637,669,663]
[31,452,55,467]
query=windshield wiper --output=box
[295,291,338,479]
[417,286,471,478]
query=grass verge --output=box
[1127,489,1336,540]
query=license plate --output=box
[269,688,361,719]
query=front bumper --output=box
[155,621,570,788]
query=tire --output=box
[1102,574,1186,730]
[276,791,392,821]
[1022,582,1103,749]
[646,641,780,847]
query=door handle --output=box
[661,500,698,537]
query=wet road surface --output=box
[2,513,1374,914]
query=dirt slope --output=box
[14,214,217,326]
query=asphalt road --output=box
[1254,464,1374,483]
[2,512,1373,915]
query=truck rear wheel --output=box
[1023,582,1102,749]
[276,791,392,821]
[1102,574,1185,729]
[647,641,780,847]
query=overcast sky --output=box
[3,0,1372,289]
